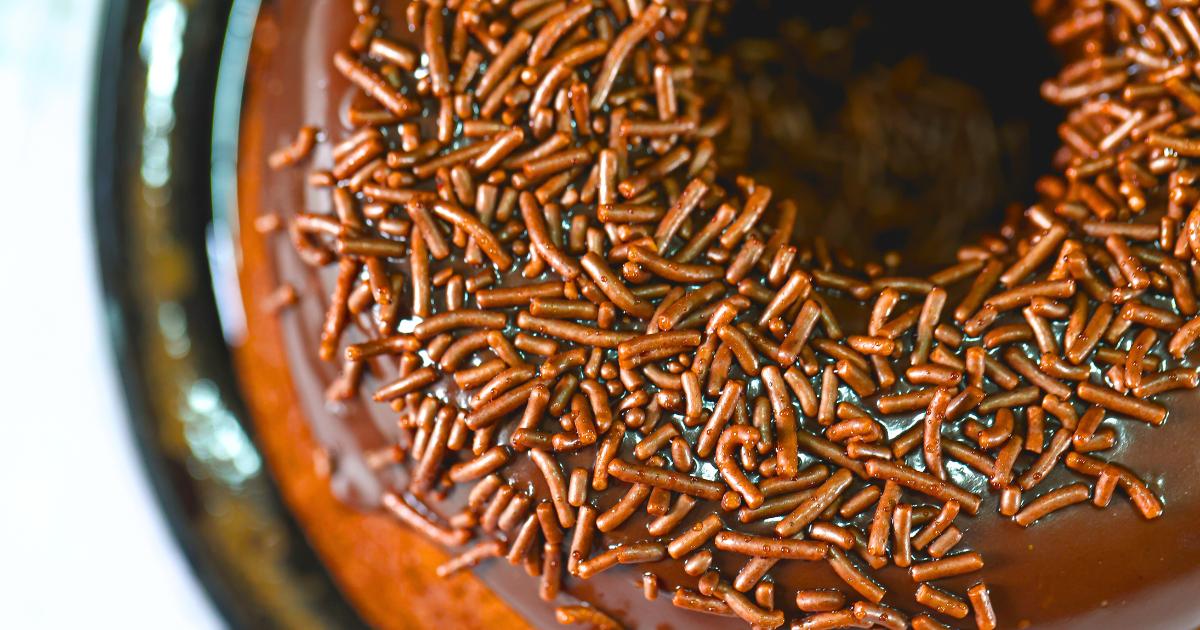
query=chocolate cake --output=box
[234,1,1200,628]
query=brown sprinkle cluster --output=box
[265,0,1200,628]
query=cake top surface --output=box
[239,1,1200,627]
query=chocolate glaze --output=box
[236,1,1200,628]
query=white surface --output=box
[0,1,223,628]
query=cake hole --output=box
[712,0,1060,271]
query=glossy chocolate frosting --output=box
[235,1,1200,628]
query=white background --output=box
[0,1,222,627]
